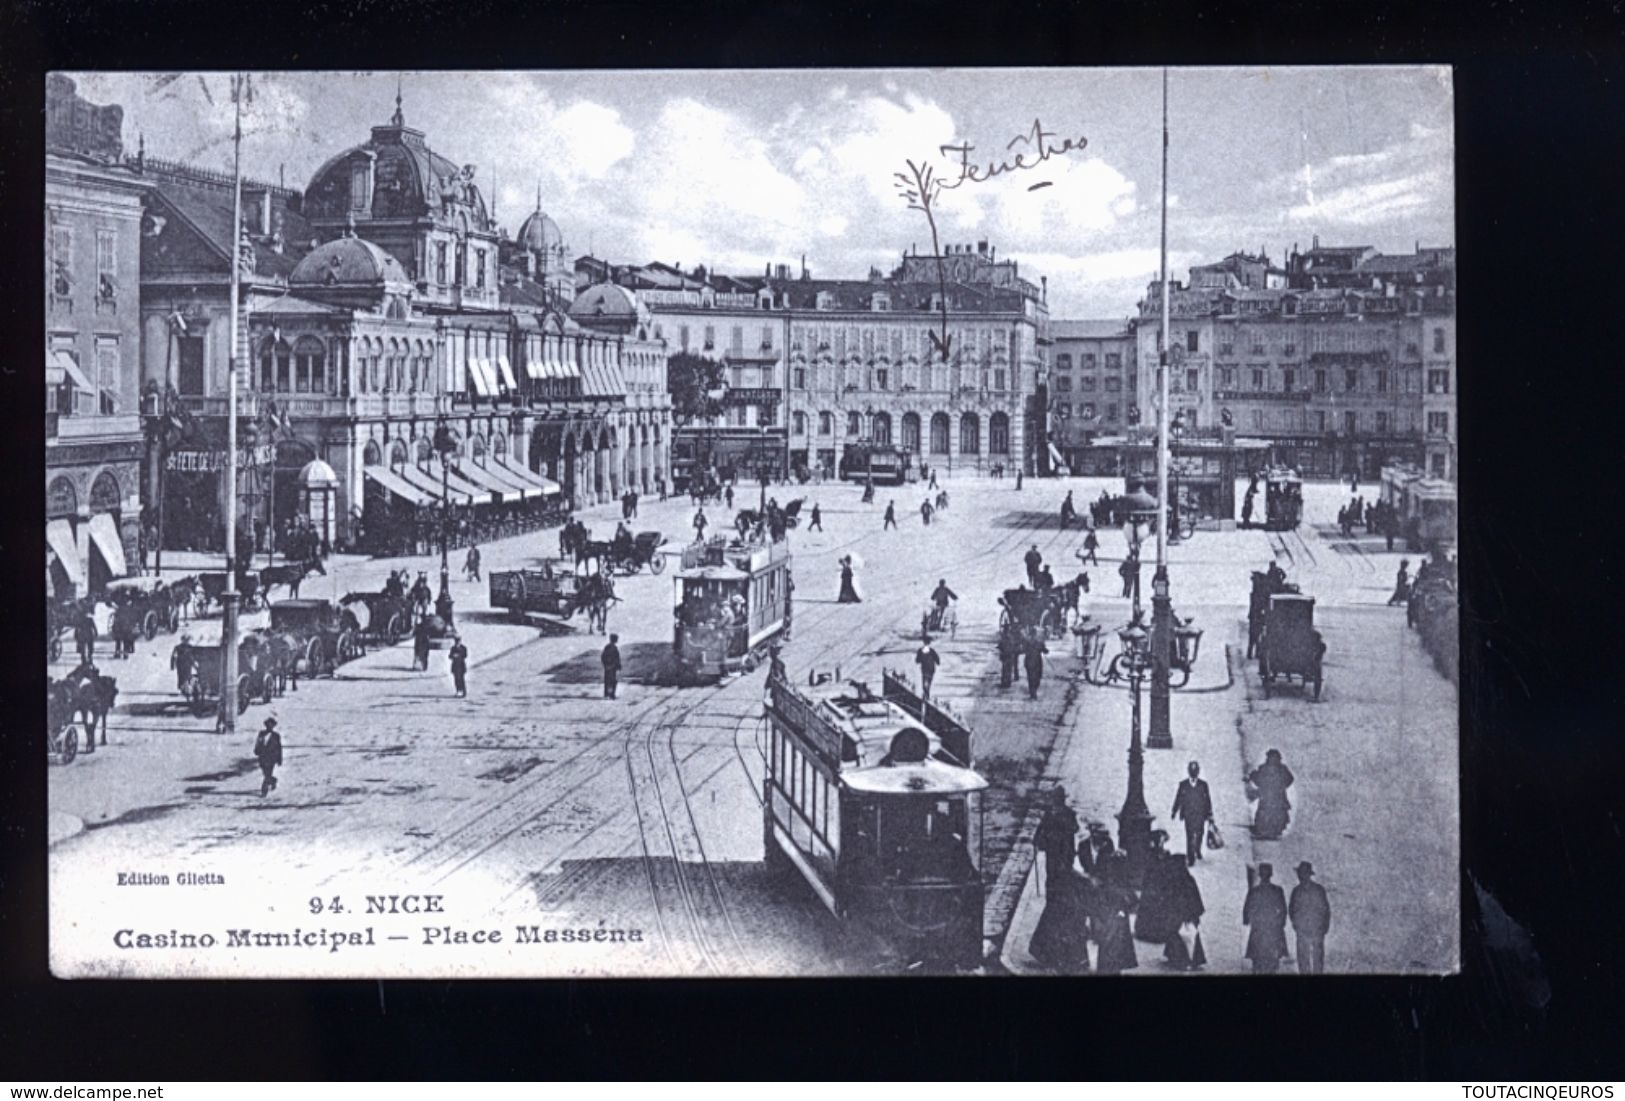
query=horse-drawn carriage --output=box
[103,576,184,641]
[268,599,362,677]
[733,498,804,543]
[48,676,83,764]
[47,666,118,762]
[999,583,1084,642]
[489,559,617,631]
[193,570,263,615]
[1256,592,1325,700]
[173,637,269,716]
[47,597,75,662]
[603,531,669,576]
[1247,568,1298,659]
[339,591,414,647]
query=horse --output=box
[167,576,200,620]
[60,664,119,750]
[260,556,326,601]
[578,574,619,634]
[255,631,305,696]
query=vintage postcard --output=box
[46,66,1457,977]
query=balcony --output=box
[53,412,142,440]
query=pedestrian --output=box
[1289,861,1331,974]
[694,507,708,542]
[657,475,667,502]
[1023,634,1047,699]
[1092,879,1139,975]
[1248,749,1294,839]
[1134,832,1188,949]
[253,716,283,797]
[1015,468,1024,491]
[724,483,735,510]
[837,555,862,604]
[1241,489,1256,528]
[1388,559,1411,606]
[996,621,1019,689]
[1349,471,1359,494]
[1060,490,1076,529]
[808,503,823,531]
[1163,853,1207,970]
[1119,551,1141,601]
[74,608,97,667]
[412,616,432,671]
[1076,823,1111,878]
[601,632,622,699]
[883,500,898,530]
[1337,505,1350,538]
[1033,786,1079,891]
[929,469,939,491]
[1079,529,1099,566]
[915,635,941,697]
[919,499,932,526]
[1384,509,1397,553]
[1170,760,1214,866]
[1037,565,1054,590]
[1243,863,1290,973]
[464,545,481,582]
[1024,544,1043,588]
[448,635,469,698]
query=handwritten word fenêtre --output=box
[936,119,1089,191]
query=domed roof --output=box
[516,208,564,254]
[302,98,490,230]
[570,282,641,319]
[290,236,412,289]
[297,459,340,487]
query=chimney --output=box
[978,239,988,254]
[1041,276,1048,303]
[1312,234,1320,250]
[260,189,273,237]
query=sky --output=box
[67,67,1454,318]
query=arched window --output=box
[47,476,77,518]
[471,435,486,461]
[960,412,981,455]
[258,337,278,391]
[792,411,808,435]
[901,412,921,452]
[493,433,508,459]
[294,336,325,394]
[271,340,292,393]
[88,470,120,513]
[872,411,892,445]
[929,412,950,455]
[818,411,833,436]
[846,410,861,437]
[989,411,1010,455]
[415,437,433,466]
[362,439,382,467]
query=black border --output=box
[4,0,1625,1081]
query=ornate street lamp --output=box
[432,418,457,610]
[1114,613,1157,877]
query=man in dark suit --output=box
[601,633,622,699]
[1170,759,1214,866]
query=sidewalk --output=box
[1002,602,1257,975]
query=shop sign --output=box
[165,443,276,472]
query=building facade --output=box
[46,74,152,598]
[1048,318,1137,473]
[1134,243,1454,480]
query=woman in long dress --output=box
[1028,864,1092,973]
[837,555,862,603]
[1249,748,1295,839]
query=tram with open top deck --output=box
[763,666,988,970]
[673,535,792,678]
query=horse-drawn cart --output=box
[269,599,362,677]
[339,591,413,647]
[104,576,183,640]
[194,571,263,615]
[47,677,82,764]
[490,560,616,630]
[173,638,268,716]
[999,585,1080,642]
[1257,592,1325,700]
[606,532,669,576]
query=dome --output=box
[569,282,641,319]
[516,209,563,254]
[297,459,340,488]
[290,237,413,289]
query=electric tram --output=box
[763,666,988,969]
[673,535,792,679]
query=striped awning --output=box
[365,465,434,507]
[53,350,94,392]
[467,358,495,397]
[88,512,127,578]
[456,461,525,503]
[494,356,518,390]
[553,359,579,379]
[497,456,562,496]
[47,519,82,587]
[524,356,549,381]
[395,462,453,504]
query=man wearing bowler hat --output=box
[254,717,283,797]
[1170,760,1214,866]
[1289,861,1331,974]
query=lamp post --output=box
[433,419,456,605]
[1114,615,1157,878]
[218,73,248,737]
[1148,67,1176,752]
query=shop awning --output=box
[1048,442,1066,469]
[365,465,435,507]
[474,460,534,499]
[467,358,495,397]
[553,359,579,380]
[47,519,82,587]
[494,356,518,391]
[395,462,454,505]
[524,356,549,381]
[88,512,127,578]
[455,461,525,503]
[497,455,562,495]
[46,354,65,386]
[438,462,494,504]
[53,350,95,392]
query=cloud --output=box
[1273,118,1452,230]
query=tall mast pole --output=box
[1149,67,1176,750]
[220,74,245,735]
